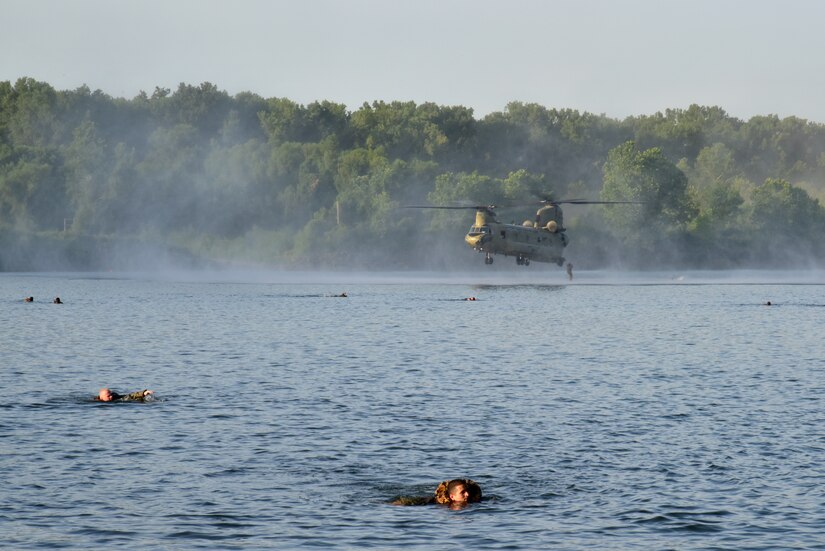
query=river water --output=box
[1,270,823,549]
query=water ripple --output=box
[1,274,823,549]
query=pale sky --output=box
[4,0,825,122]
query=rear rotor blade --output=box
[554,199,645,205]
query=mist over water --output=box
[31,267,823,286]
[1,271,823,548]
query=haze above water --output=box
[17,267,822,285]
[2,270,822,549]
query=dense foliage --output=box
[2,78,825,270]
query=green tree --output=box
[259,98,304,145]
[259,99,351,145]
[0,148,65,231]
[688,143,739,190]
[350,101,469,161]
[428,171,499,206]
[269,137,339,227]
[631,104,740,162]
[680,143,749,264]
[601,141,695,262]
[746,178,825,262]
[64,119,110,233]
[500,169,546,202]
[134,124,203,231]
[200,138,270,236]
[157,82,231,137]
[476,102,612,196]
[4,78,61,147]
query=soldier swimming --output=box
[95,388,154,402]
[391,479,482,508]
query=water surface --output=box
[1,271,823,549]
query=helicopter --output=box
[406,199,639,267]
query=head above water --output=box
[434,479,482,505]
[98,388,114,401]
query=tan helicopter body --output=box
[408,198,638,267]
[464,205,568,266]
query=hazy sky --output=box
[4,0,825,122]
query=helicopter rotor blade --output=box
[553,199,645,205]
[404,199,643,211]
[405,206,475,210]
[525,198,646,206]
[404,205,498,210]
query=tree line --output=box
[2,77,825,270]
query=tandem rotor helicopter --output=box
[406,198,640,267]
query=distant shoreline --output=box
[3,268,824,286]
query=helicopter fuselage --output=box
[408,198,637,268]
[464,207,568,266]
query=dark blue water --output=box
[1,271,823,549]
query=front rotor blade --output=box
[404,205,497,210]
[404,205,474,210]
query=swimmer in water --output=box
[53,297,63,304]
[24,296,34,302]
[435,479,481,507]
[391,479,482,507]
[764,301,772,306]
[95,388,154,402]
[465,297,477,301]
